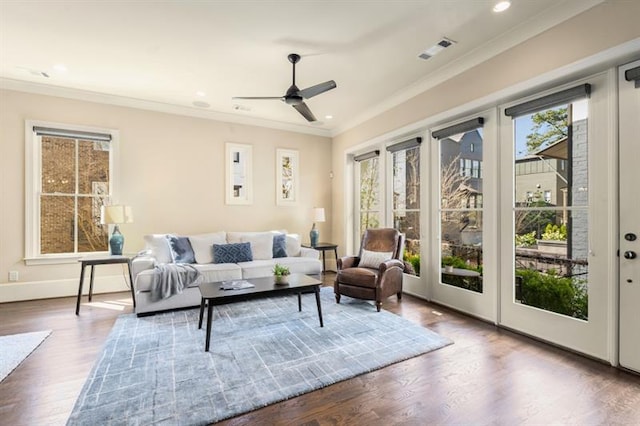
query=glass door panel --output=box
[512,101,589,319]
[440,128,484,292]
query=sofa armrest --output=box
[131,255,156,279]
[299,247,320,259]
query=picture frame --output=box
[276,148,299,205]
[225,142,253,205]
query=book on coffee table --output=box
[219,280,255,290]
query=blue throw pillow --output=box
[166,235,196,264]
[272,233,288,258]
[213,242,253,264]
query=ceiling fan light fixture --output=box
[493,1,511,13]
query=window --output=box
[390,142,421,276]
[435,119,485,293]
[355,151,381,236]
[510,98,589,319]
[26,121,118,263]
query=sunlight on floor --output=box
[82,298,132,311]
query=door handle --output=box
[624,251,637,259]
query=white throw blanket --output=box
[150,263,202,302]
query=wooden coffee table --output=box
[198,273,324,351]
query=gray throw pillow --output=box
[166,235,196,264]
[272,233,288,258]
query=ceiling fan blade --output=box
[232,96,284,101]
[298,80,337,99]
[292,102,317,122]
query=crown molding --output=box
[0,78,332,138]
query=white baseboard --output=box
[0,275,130,303]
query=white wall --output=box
[0,90,331,301]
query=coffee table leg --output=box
[314,285,324,327]
[205,301,213,352]
[298,293,302,311]
[198,298,206,329]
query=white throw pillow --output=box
[359,249,393,269]
[240,232,274,260]
[189,232,227,264]
[285,234,302,257]
[143,234,172,264]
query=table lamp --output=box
[310,207,325,247]
[101,204,133,255]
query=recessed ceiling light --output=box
[53,64,67,72]
[196,91,206,97]
[325,115,333,120]
[493,1,511,13]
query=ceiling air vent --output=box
[418,37,456,60]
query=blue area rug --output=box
[67,287,452,425]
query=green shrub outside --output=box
[516,268,587,320]
[404,252,420,275]
[541,223,567,241]
[515,231,537,247]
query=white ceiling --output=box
[0,0,603,137]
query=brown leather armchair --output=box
[334,228,405,312]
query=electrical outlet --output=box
[9,271,19,282]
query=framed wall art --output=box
[225,142,253,205]
[276,148,299,205]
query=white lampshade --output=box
[313,207,326,223]
[101,205,133,225]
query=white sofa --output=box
[131,231,322,315]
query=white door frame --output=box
[618,59,640,372]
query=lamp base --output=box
[109,225,124,256]
[310,224,319,248]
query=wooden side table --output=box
[75,255,135,315]
[303,242,338,273]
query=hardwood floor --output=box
[1,273,639,425]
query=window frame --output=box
[25,120,119,265]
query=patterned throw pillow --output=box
[213,242,253,264]
[272,233,288,258]
[166,235,196,264]
[359,249,393,269]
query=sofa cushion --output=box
[213,242,253,263]
[240,232,273,260]
[166,235,196,264]
[359,249,393,269]
[189,232,227,264]
[285,233,302,257]
[143,234,172,264]
[272,233,288,258]
[240,257,322,278]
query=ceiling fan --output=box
[232,53,337,122]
